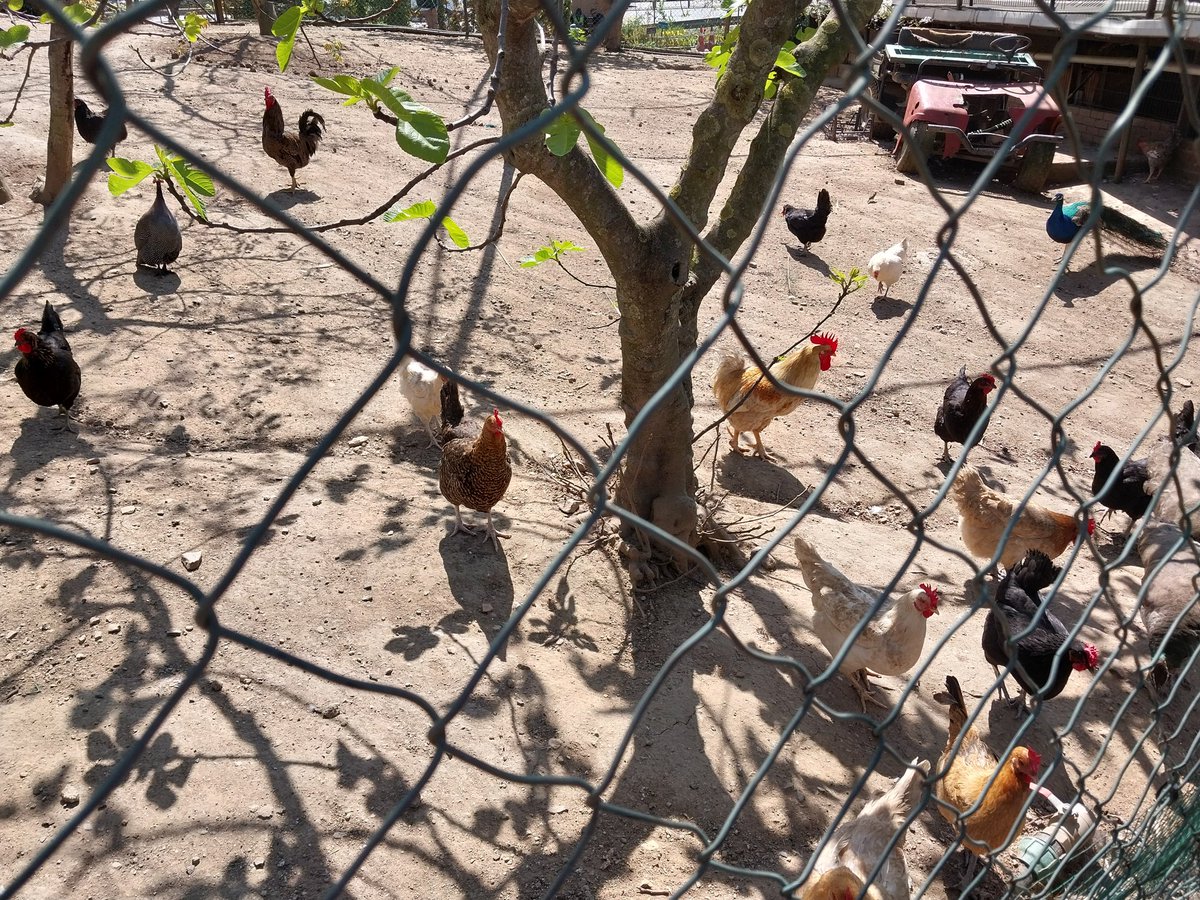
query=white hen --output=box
[794,536,940,711]
[805,760,930,900]
[867,238,908,298]
[399,358,446,447]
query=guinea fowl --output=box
[261,87,325,193]
[1090,442,1150,527]
[134,179,182,274]
[781,189,832,254]
[73,98,128,157]
[981,550,1099,713]
[934,367,996,461]
[13,301,82,425]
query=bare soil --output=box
[2,22,1199,900]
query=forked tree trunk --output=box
[479,0,881,579]
[36,22,74,206]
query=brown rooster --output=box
[934,674,1040,886]
[1136,135,1177,183]
[262,87,325,192]
[949,466,1093,569]
[711,333,839,460]
[438,407,512,548]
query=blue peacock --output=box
[1046,192,1167,250]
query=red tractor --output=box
[868,28,1063,192]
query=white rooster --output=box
[399,357,447,447]
[867,238,908,298]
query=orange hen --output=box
[711,333,838,460]
[949,466,1092,569]
[934,675,1040,885]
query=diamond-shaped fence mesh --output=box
[1,0,1199,897]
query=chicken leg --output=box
[849,668,891,712]
[450,506,478,538]
[482,510,509,550]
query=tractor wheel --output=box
[1013,140,1056,193]
[895,123,934,175]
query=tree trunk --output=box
[478,0,882,580]
[251,0,276,35]
[37,22,74,206]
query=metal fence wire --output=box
[2,0,1200,897]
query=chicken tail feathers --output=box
[1173,400,1197,451]
[1009,549,1060,594]
[440,377,464,430]
[863,758,930,829]
[298,110,326,141]
[816,188,832,215]
[40,301,64,336]
[935,674,970,741]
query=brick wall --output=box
[1067,107,1175,149]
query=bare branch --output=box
[1,45,38,125]
[163,135,501,234]
[435,171,525,253]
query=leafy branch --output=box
[107,146,215,217]
[704,17,812,99]
[384,199,469,248]
[544,108,624,189]
[521,239,617,290]
[313,68,450,163]
[272,0,323,72]
[162,134,499,234]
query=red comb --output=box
[1026,748,1042,773]
[811,332,838,353]
[919,583,939,604]
[1087,518,1096,536]
[1092,441,1102,454]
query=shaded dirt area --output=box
[2,22,1199,900]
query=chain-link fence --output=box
[1,0,1199,897]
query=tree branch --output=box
[477,0,642,279]
[164,135,500,234]
[435,170,523,252]
[685,0,881,306]
[1,44,38,125]
[668,0,805,229]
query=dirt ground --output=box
[2,21,1200,900]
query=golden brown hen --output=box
[934,675,1040,886]
[711,333,838,460]
[949,466,1092,569]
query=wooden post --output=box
[36,22,74,206]
[1114,39,1148,182]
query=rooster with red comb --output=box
[711,332,839,460]
[261,86,325,192]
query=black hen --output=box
[1089,442,1150,526]
[781,189,832,254]
[73,98,128,157]
[1174,400,1198,456]
[981,549,1099,713]
[933,367,996,461]
[134,180,182,274]
[439,376,464,433]
[13,301,82,422]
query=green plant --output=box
[384,199,469,247]
[107,146,215,217]
[180,12,207,41]
[272,0,324,72]
[323,38,346,63]
[312,67,450,163]
[520,239,585,268]
[828,266,868,297]
[544,108,623,188]
[0,22,30,49]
